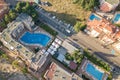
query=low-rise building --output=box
[86,16,119,45]
[99,0,120,12]
[44,62,82,80]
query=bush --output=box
[0,50,4,56]
[12,60,19,68]
[107,72,112,80]
[74,22,86,32]
[65,53,74,61]
[22,67,28,74]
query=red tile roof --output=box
[115,31,120,39]
[87,19,116,34]
[100,2,111,12]
[45,63,57,80]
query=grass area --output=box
[38,22,58,36]
[41,0,91,25]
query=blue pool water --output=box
[20,32,51,46]
[89,14,101,21]
[85,63,104,80]
[113,13,120,23]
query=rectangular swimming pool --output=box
[89,14,101,21]
[85,63,104,80]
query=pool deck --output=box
[12,25,53,52]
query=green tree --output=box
[73,0,100,10]
[22,67,28,73]
[12,60,19,68]
[4,14,11,23]
[74,22,81,32]
[0,21,6,28]
[65,53,73,61]
[15,2,22,13]
[74,22,86,32]
[9,10,17,20]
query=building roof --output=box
[100,2,111,12]
[115,30,120,39]
[69,61,77,70]
[62,39,78,54]
[87,19,117,34]
[44,62,82,80]
[105,0,119,5]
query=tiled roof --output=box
[45,63,57,80]
[87,19,117,34]
[115,31,120,39]
[100,2,111,12]
[44,62,83,80]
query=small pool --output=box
[89,14,101,21]
[113,13,120,23]
[20,32,51,47]
[85,63,104,80]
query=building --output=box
[16,13,35,31]
[0,0,9,21]
[85,17,119,45]
[99,0,120,12]
[0,13,49,71]
[34,0,40,4]
[44,62,82,80]
[62,39,78,54]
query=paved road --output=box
[36,7,74,37]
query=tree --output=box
[9,10,17,20]
[0,21,6,28]
[74,22,86,32]
[65,53,73,61]
[15,2,22,13]
[12,60,19,68]
[22,67,28,73]
[74,22,81,32]
[4,14,11,23]
[73,0,100,10]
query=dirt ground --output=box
[41,0,91,25]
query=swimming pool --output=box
[85,63,104,80]
[20,32,51,47]
[89,14,101,21]
[113,13,120,23]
